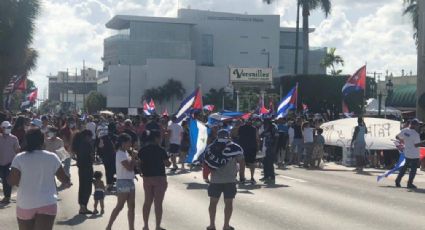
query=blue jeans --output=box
[62,158,71,178]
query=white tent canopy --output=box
[320,117,401,150]
[365,98,402,117]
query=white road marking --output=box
[278,175,307,183]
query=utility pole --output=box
[294,0,300,75]
[417,0,425,120]
[83,60,86,112]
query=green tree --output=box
[84,91,107,114]
[0,0,40,108]
[264,0,332,74]
[403,0,418,44]
[320,47,344,75]
[203,88,234,111]
[143,79,186,111]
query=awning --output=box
[386,84,416,108]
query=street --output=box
[1,162,425,230]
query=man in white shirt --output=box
[303,121,315,168]
[167,116,184,171]
[395,119,425,189]
[0,121,20,204]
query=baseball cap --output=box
[30,119,42,128]
[1,121,12,128]
[410,118,422,124]
[217,129,230,143]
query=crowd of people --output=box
[0,110,424,230]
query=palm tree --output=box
[320,47,344,75]
[0,0,40,108]
[162,79,186,111]
[264,0,331,75]
[403,0,418,44]
[204,88,234,110]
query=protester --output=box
[312,128,325,168]
[350,117,368,172]
[138,129,171,230]
[204,129,245,230]
[276,118,289,167]
[44,126,72,180]
[167,116,184,172]
[97,123,118,191]
[260,119,277,184]
[72,129,94,214]
[0,121,20,204]
[238,119,259,184]
[12,116,27,148]
[302,121,315,168]
[179,120,190,169]
[289,118,304,165]
[7,128,70,230]
[106,133,137,230]
[395,119,425,188]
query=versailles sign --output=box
[229,68,272,84]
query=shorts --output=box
[168,144,180,155]
[94,190,105,200]
[116,179,135,193]
[17,204,57,220]
[143,176,168,200]
[243,147,257,164]
[208,183,237,199]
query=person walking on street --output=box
[395,119,425,188]
[167,116,184,172]
[138,130,171,230]
[238,119,259,184]
[350,117,368,172]
[97,123,118,191]
[260,119,278,184]
[72,130,95,214]
[7,128,71,230]
[205,129,245,230]
[106,133,137,230]
[0,121,20,204]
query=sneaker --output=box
[259,177,268,182]
[250,179,257,185]
[395,182,401,188]
[407,184,417,189]
[264,179,275,184]
[0,197,10,204]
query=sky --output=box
[31,0,418,99]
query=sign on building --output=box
[229,68,272,84]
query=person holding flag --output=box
[395,119,425,189]
[350,117,368,172]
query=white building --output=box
[99,9,327,111]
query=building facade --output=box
[99,9,327,110]
[47,68,98,110]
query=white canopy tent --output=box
[364,98,402,117]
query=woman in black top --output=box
[72,129,94,214]
[138,130,171,230]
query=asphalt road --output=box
[1,162,425,230]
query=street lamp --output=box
[261,49,270,68]
[378,79,394,117]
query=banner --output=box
[320,118,401,150]
[230,68,272,84]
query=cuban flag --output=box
[377,141,406,182]
[186,119,208,163]
[276,85,298,119]
[143,99,156,115]
[342,101,353,118]
[207,111,244,126]
[175,87,202,122]
[342,65,366,96]
[203,105,215,112]
[20,88,38,109]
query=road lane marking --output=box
[278,175,307,183]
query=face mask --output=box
[3,128,11,135]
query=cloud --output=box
[30,0,418,100]
[311,0,417,76]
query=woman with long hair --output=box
[12,116,27,148]
[8,128,71,230]
[138,129,171,230]
[71,129,94,214]
[106,133,137,230]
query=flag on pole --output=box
[175,87,202,122]
[342,101,353,118]
[143,99,155,115]
[186,119,208,163]
[20,88,38,109]
[2,74,27,95]
[342,65,366,96]
[203,105,215,112]
[276,85,298,118]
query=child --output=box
[312,128,325,168]
[93,171,106,214]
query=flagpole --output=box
[363,64,367,116]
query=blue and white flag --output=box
[276,85,297,118]
[377,153,405,182]
[186,119,208,163]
